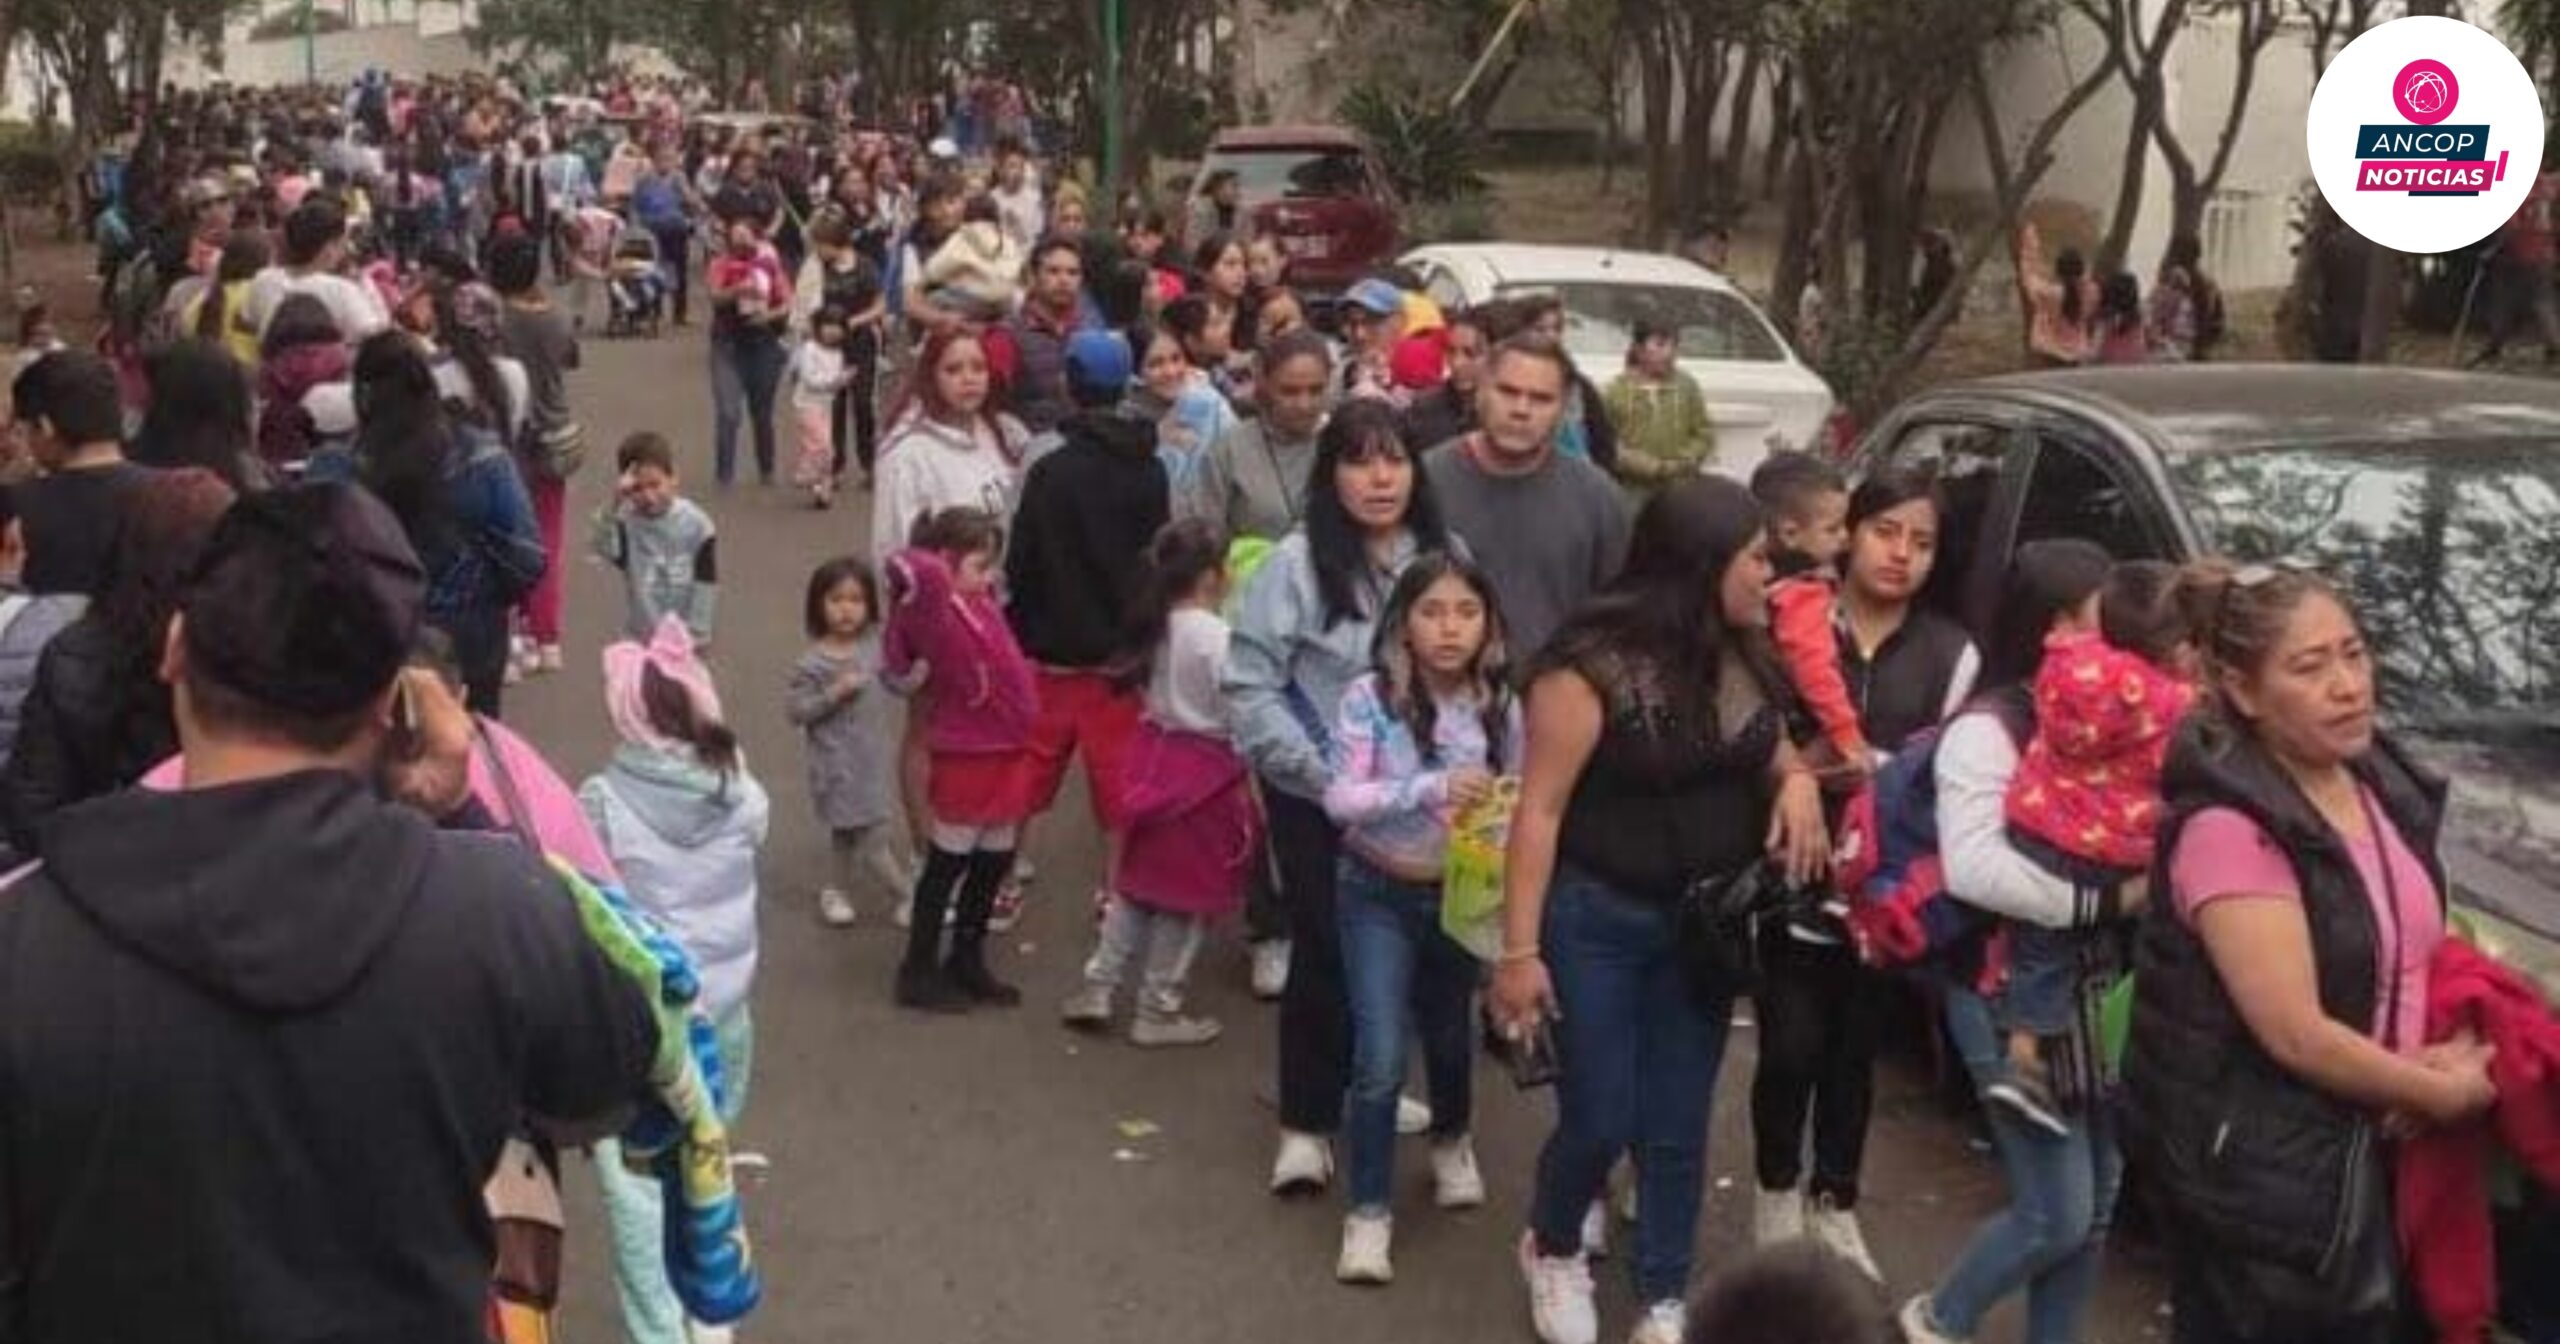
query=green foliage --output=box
[1409,191,1498,243]
[0,124,69,203]
[1339,82,1488,205]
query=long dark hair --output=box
[1304,399,1448,630]
[194,228,270,343]
[351,330,456,547]
[259,292,343,360]
[640,660,741,777]
[2057,247,2090,325]
[1371,552,1513,772]
[430,283,516,435]
[1980,538,2113,690]
[1111,517,1228,690]
[94,467,239,707]
[134,340,256,491]
[803,554,880,640]
[1537,474,1771,727]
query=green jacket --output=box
[1602,371,1713,485]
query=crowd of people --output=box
[0,59,2549,1344]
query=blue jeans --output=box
[1925,986,2123,1344]
[709,335,785,485]
[1337,854,1478,1214]
[1528,867,1732,1304]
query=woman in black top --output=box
[1490,476,1828,1344]
[1748,465,1979,1278]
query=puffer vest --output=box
[2122,716,2446,1282]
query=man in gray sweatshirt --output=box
[1423,336,1630,660]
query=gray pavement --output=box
[507,328,2170,1343]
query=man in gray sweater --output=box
[1422,337,1631,659]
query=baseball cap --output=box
[1345,278,1404,318]
[181,484,426,719]
[1063,329,1134,406]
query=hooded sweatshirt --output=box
[0,769,656,1342]
[580,744,770,1018]
[1005,410,1168,669]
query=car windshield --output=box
[1494,281,1786,362]
[1210,147,1371,202]
[2167,439,2559,731]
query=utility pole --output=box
[1102,0,1124,191]
[302,0,318,84]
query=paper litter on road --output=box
[1116,1119,1161,1140]
[1112,1148,1149,1163]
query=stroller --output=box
[604,224,667,338]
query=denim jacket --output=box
[1221,530,1431,803]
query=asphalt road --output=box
[506,324,2169,1344]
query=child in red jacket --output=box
[1749,453,1866,771]
[1991,560,2201,1132]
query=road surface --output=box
[504,324,2170,1343]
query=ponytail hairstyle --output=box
[1110,516,1228,689]
[640,659,742,776]
[1370,551,1514,772]
[196,227,271,342]
[2179,560,2358,730]
[906,503,1006,564]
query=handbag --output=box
[1673,859,1808,1001]
[526,418,587,481]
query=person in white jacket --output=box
[870,327,1027,568]
[578,615,770,1344]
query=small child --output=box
[786,555,911,927]
[790,306,856,509]
[576,614,768,1343]
[591,432,719,647]
[1060,519,1254,1048]
[1321,553,1519,1286]
[1751,452,1866,772]
[1988,560,2201,1133]
[883,505,1039,1012]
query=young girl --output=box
[1060,519,1254,1047]
[1989,559,2201,1133]
[787,555,912,927]
[577,614,769,1344]
[1322,554,1518,1286]
[791,306,856,508]
[2090,271,2151,366]
[883,505,1038,1012]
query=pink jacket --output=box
[1116,723,1259,917]
[883,548,1036,756]
[138,717,619,882]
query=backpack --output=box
[1834,689,2033,973]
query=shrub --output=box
[1338,82,1486,205]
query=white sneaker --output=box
[1396,1095,1433,1136]
[1752,1185,1805,1246]
[1431,1136,1486,1209]
[1335,1213,1394,1285]
[1250,939,1291,999]
[892,893,913,929]
[988,880,1027,933]
[685,1323,734,1344]
[1130,1011,1222,1048]
[1897,1293,1968,1344]
[1579,1199,1609,1260]
[1629,1300,1685,1344]
[1059,983,1113,1029]
[1270,1131,1333,1195]
[1517,1230,1599,1344]
[1012,856,1038,884]
[816,887,857,928]
[536,643,564,673]
[1807,1193,1882,1281]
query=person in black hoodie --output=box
[1005,329,1168,899]
[0,483,656,1344]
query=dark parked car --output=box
[1185,125,1401,296]
[1850,364,2560,1338]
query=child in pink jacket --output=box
[882,504,1037,1013]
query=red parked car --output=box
[1184,126,1401,297]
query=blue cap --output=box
[1345,278,1405,317]
[1063,330,1134,405]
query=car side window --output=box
[1423,267,1466,311]
[2014,435,2166,562]
[1875,420,2017,621]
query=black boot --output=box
[895,848,972,1013]
[943,848,1022,1007]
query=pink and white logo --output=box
[2393,59,2460,125]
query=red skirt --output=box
[928,749,1032,827]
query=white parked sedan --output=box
[1400,243,1835,482]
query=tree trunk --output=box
[1720,41,1763,217]
[1670,26,1724,242]
[2096,67,2160,276]
[1761,64,1792,203]
[1636,22,1676,249]
[1771,116,1815,337]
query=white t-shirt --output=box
[244,267,390,343]
[991,181,1045,252]
[432,354,533,444]
[1147,606,1231,737]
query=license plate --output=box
[1281,235,1335,260]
